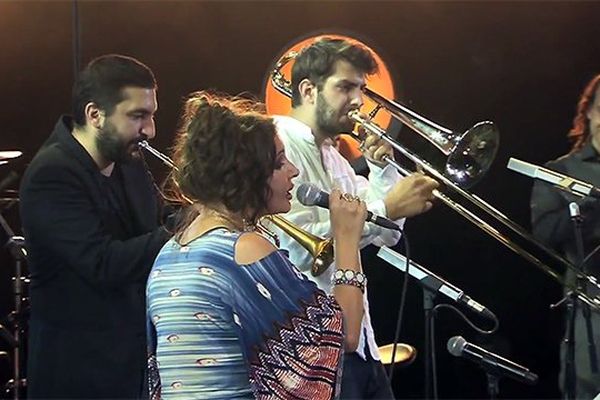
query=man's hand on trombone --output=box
[384,173,439,219]
[358,126,393,167]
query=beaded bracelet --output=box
[332,269,367,293]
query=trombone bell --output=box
[361,88,499,189]
[445,121,499,188]
[262,214,334,276]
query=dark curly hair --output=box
[291,37,378,108]
[568,73,600,152]
[168,91,277,227]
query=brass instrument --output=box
[138,140,175,167]
[138,140,334,276]
[271,52,499,189]
[269,51,600,309]
[261,214,334,276]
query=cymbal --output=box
[0,151,22,161]
[378,343,417,366]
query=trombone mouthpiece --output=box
[137,140,176,169]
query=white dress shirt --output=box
[273,115,404,361]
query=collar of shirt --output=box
[273,115,337,147]
[577,139,600,162]
[276,116,316,143]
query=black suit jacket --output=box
[20,116,171,399]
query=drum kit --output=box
[0,149,28,400]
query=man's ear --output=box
[84,102,104,130]
[298,78,317,105]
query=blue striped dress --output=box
[146,228,344,400]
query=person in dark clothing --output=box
[20,54,171,399]
[531,73,600,399]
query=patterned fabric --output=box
[146,228,344,400]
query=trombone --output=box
[270,51,600,309]
[137,140,334,276]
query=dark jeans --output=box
[340,349,395,399]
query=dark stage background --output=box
[1,1,600,398]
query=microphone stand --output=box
[479,357,505,399]
[0,212,28,400]
[551,202,598,400]
[377,247,440,397]
[377,246,498,399]
[485,371,500,400]
[423,290,436,399]
[572,202,600,380]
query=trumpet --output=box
[269,51,600,309]
[138,140,334,276]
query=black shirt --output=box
[531,140,600,296]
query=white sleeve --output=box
[355,159,405,247]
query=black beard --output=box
[315,92,354,137]
[96,122,137,163]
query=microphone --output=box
[447,336,538,385]
[508,157,600,199]
[377,246,496,321]
[296,183,401,231]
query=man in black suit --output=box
[20,55,171,399]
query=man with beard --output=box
[20,54,171,399]
[273,37,438,399]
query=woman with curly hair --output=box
[146,91,368,399]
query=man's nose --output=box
[350,90,364,109]
[141,118,156,140]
